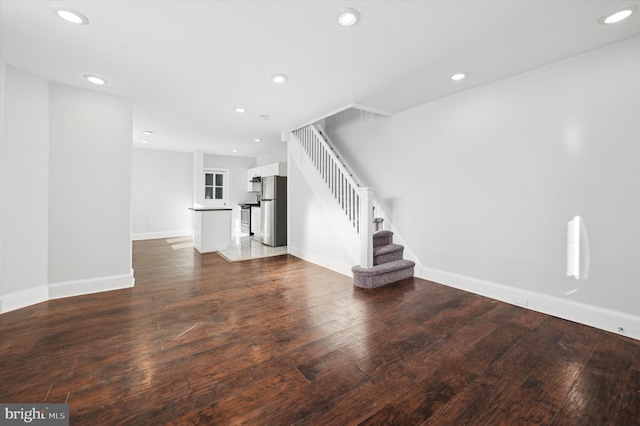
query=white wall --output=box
[0,69,134,313]
[0,61,3,313]
[257,146,287,166]
[0,65,50,311]
[298,36,640,337]
[203,154,256,233]
[288,136,358,275]
[132,148,193,240]
[47,83,133,297]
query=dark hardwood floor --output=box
[1,237,639,425]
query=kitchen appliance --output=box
[260,176,287,246]
[240,204,251,235]
[249,176,261,192]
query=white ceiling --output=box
[1,1,639,157]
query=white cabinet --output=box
[246,162,287,191]
[248,167,261,180]
[261,162,287,177]
[250,206,261,237]
[191,208,231,253]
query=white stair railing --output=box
[292,125,373,268]
[314,125,363,188]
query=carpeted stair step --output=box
[373,243,404,265]
[352,259,415,289]
[373,230,394,247]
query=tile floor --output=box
[217,234,288,262]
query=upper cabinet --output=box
[248,168,261,180]
[247,162,287,191]
[261,162,287,177]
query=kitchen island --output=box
[189,207,232,253]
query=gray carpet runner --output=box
[352,229,415,288]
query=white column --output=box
[359,187,374,268]
[193,151,204,208]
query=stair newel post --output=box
[360,187,374,268]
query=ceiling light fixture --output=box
[142,140,149,144]
[83,74,107,85]
[450,73,466,81]
[338,8,360,26]
[599,6,636,24]
[254,138,261,142]
[234,107,246,113]
[272,74,288,84]
[52,6,89,25]
[259,115,270,120]
[142,130,153,135]
[232,149,238,153]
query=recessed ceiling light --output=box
[272,74,288,84]
[254,138,262,142]
[260,114,270,120]
[52,6,89,25]
[599,6,636,24]
[232,149,238,153]
[450,73,466,81]
[83,74,107,85]
[234,107,246,113]
[338,8,360,26]
[142,140,150,144]
[142,130,153,135]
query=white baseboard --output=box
[49,272,135,300]
[0,285,49,314]
[132,230,192,241]
[1,271,136,315]
[416,265,640,341]
[288,246,353,277]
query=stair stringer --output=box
[288,132,359,276]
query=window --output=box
[204,169,228,206]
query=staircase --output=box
[352,227,415,288]
[291,124,415,288]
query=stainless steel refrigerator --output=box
[260,176,287,247]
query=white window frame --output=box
[203,168,229,208]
